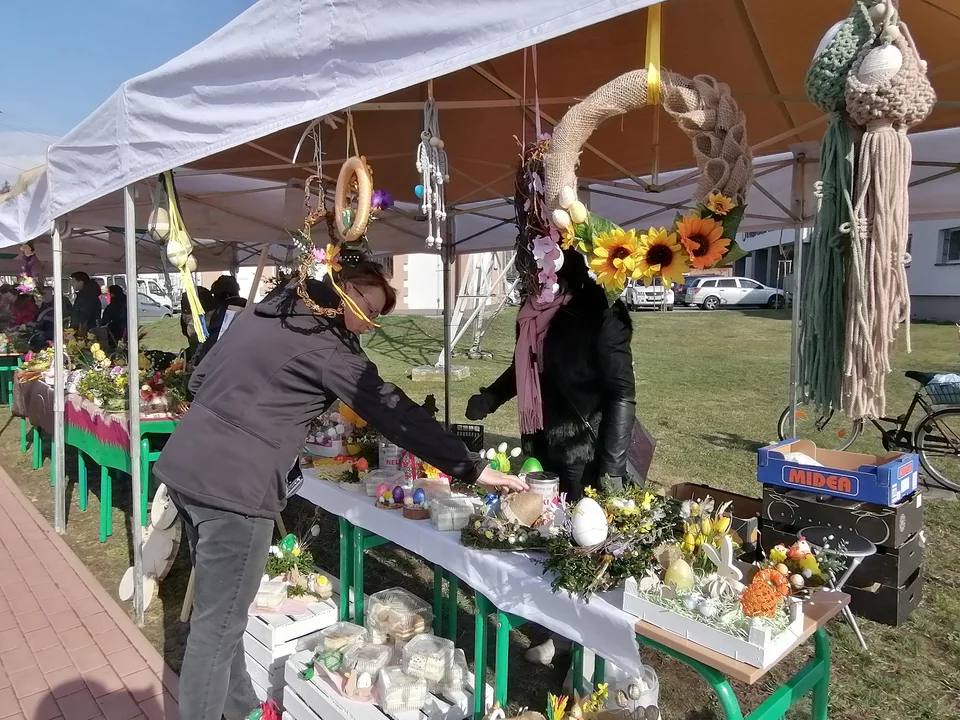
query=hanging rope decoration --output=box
[148,173,207,342]
[415,97,450,249]
[541,70,753,302]
[842,1,936,420]
[797,1,874,416]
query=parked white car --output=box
[96,275,174,311]
[679,276,786,310]
[621,278,675,310]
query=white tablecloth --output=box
[298,472,643,676]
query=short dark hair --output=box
[70,271,91,283]
[337,261,397,316]
[211,275,241,300]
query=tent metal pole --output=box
[51,221,66,535]
[787,155,806,439]
[442,216,456,429]
[124,184,146,626]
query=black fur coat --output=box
[485,284,636,494]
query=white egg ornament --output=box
[568,201,588,225]
[558,186,577,210]
[571,497,609,547]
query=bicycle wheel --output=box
[777,404,863,451]
[915,408,960,492]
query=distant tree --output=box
[0,181,10,194]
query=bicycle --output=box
[777,371,960,492]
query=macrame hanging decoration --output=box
[842,1,936,420]
[148,173,207,342]
[797,1,874,416]
[416,96,449,249]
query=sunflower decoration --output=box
[589,228,643,289]
[636,227,689,286]
[676,214,731,270]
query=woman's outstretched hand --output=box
[476,466,528,493]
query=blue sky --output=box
[0,0,256,184]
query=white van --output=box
[95,276,173,311]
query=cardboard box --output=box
[668,483,760,559]
[760,524,923,589]
[847,568,923,627]
[757,440,919,507]
[761,486,923,549]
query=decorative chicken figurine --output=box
[485,443,522,474]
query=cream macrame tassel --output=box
[842,2,935,420]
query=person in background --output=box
[155,259,526,720]
[180,286,214,363]
[191,275,246,367]
[466,249,636,665]
[70,271,102,337]
[0,285,17,330]
[99,285,128,348]
[11,294,38,327]
[32,287,66,349]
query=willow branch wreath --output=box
[334,155,374,243]
[540,70,755,302]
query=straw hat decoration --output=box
[540,70,754,303]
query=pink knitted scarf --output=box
[515,294,568,435]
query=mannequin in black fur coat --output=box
[466,250,636,501]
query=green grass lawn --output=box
[22,310,960,718]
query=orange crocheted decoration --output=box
[740,582,781,618]
[753,568,791,597]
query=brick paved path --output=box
[0,466,179,720]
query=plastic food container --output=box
[430,496,481,532]
[365,589,433,646]
[364,469,406,497]
[317,622,368,654]
[343,642,393,677]
[444,649,468,695]
[402,634,455,690]
[377,666,428,714]
[253,580,287,610]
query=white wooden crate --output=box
[623,577,805,668]
[246,652,283,699]
[284,650,493,720]
[246,599,338,649]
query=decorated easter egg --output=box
[376,483,390,498]
[415,185,425,198]
[571,497,608,547]
[391,486,404,504]
[412,488,426,505]
[664,559,695,591]
[568,201,588,224]
[403,495,414,507]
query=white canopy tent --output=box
[2,0,956,627]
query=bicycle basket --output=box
[926,381,960,406]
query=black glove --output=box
[465,391,497,421]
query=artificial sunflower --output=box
[589,228,642,290]
[676,214,731,269]
[706,192,735,216]
[636,227,688,286]
[559,225,577,251]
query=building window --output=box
[940,228,960,264]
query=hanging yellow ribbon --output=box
[162,172,208,342]
[645,3,663,105]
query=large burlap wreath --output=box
[531,70,754,302]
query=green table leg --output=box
[349,528,390,624]
[494,610,523,706]
[810,628,831,720]
[474,594,491,720]
[100,467,112,543]
[571,643,585,698]
[34,428,42,472]
[20,419,27,453]
[446,571,459,641]
[338,517,354,621]
[433,566,444,635]
[140,438,151,527]
[593,656,606,688]
[78,454,88,511]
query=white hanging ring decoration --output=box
[334,156,373,243]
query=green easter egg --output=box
[279,534,297,552]
[520,457,543,473]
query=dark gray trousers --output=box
[170,490,274,720]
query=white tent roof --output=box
[45,0,660,220]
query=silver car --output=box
[679,276,786,310]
